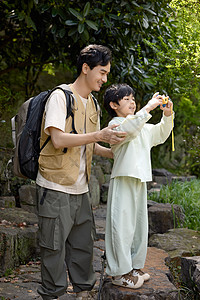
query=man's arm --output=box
[94,143,113,158]
[49,124,127,149]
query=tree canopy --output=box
[1,0,200,175]
[1,0,173,99]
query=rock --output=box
[0,207,38,225]
[19,184,37,213]
[149,228,200,265]
[148,203,185,237]
[0,207,39,275]
[181,256,200,294]
[93,155,113,174]
[101,247,179,299]
[93,205,107,240]
[147,200,158,208]
[171,175,197,182]
[100,183,109,203]
[0,225,38,275]
[152,168,174,185]
[89,175,100,207]
[152,169,175,177]
[0,196,15,208]
[104,174,111,184]
[91,165,105,186]
[148,187,161,194]
[153,176,171,185]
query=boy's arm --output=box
[149,100,174,147]
[111,94,163,143]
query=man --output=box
[36,44,126,300]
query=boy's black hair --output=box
[77,44,112,76]
[104,83,135,117]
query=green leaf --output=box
[109,14,119,20]
[78,23,85,34]
[51,24,57,34]
[83,2,90,17]
[144,57,148,65]
[52,7,58,17]
[25,16,37,31]
[133,66,143,73]
[65,20,78,26]
[143,17,149,29]
[103,16,111,28]
[82,29,89,41]
[94,8,103,14]
[17,12,25,21]
[59,28,66,38]
[69,8,83,21]
[131,1,140,7]
[68,27,77,36]
[57,8,67,20]
[143,8,157,16]
[85,20,98,31]
[40,4,49,12]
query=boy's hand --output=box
[160,98,173,116]
[145,92,163,113]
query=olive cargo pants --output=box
[36,185,96,300]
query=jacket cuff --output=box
[162,111,175,122]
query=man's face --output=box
[84,62,111,92]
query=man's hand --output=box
[97,124,127,144]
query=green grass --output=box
[148,179,200,231]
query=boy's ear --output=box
[109,101,118,110]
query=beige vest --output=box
[38,86,99,185]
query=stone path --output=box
[0,204,178,300]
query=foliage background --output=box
[0,0,200,176]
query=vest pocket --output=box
[89,112,98,124]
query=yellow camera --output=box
[162,97,168,107]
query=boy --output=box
[103,83,174,289]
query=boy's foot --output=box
[76,291,88,300]
[132,269,150,281]
[112,271,144,289]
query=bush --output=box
[148,179,200,231]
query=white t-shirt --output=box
[36,88,89,194]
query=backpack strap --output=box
[40,88,99,154]
[40,87,74,153]
[91,94,98,112]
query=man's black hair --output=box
[104,83,135,117]
[77,44,112,76]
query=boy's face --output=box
[83,62,111,92]
[110,94,136,117]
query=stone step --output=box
[101,247,179,299]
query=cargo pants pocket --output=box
[37,188,60,250]
[38,215,60,250]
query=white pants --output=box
[105,177,148,276]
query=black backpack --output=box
[12,87,77,180]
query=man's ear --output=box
[109,101,118,110]
[82,63,89,75]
